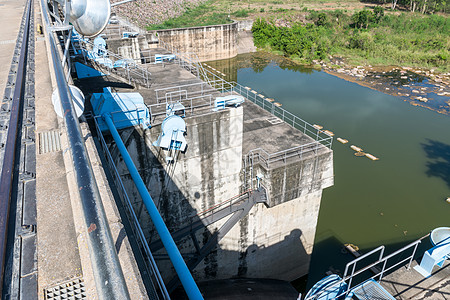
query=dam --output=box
[82,19,334,287]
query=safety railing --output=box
[157,40,211,84]
[246,140,327,169]
[73,32,151,87]
[93,115,170,300]
[205,72,333,149]
[154,81,219,103]
[148,94,213,125]
[193,189,252,220]
[304,236,426,300]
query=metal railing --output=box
[73,33,151,87]
[304,236,426,300]
[154,81,219,103]
[157,40,211,84]
[93,115,170,300]
[148,94,213,124]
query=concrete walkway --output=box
[0,0,27,105]
[33,0,84,298]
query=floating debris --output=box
[323,130,334,136]
[337,137,348,144]
[446,197,450,204]
[313,124,323,130]
[365,153,379,161]
[344,243,360,252]
[350,145,363,152]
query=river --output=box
[207,52,450,288]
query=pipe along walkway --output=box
[103,114,204,300]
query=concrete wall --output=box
[257,151,334,207]
[110,105,333,283]
[155,23,238,62]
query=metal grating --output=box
[267,116,283,125]
[0,39,16,45]
[45,278,86,300]
[352,280,396,300]
[39,130,61,154]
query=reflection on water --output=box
[208,52,450,286]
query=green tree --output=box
[373,6,384,23]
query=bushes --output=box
[251,10,449,71]
[252,19,330,61]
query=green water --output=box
[208,53,450,284]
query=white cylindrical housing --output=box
[52,85,85,118]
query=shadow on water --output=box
[422,139,450,188]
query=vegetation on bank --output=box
[146,1,233,30]
[252,9,449,71]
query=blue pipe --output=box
[103,114,203,300]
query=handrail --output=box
[93,115,170,299]
[0,0,32,295]
[304,236,426,300]
[73,32,151,87]
[40,0,131,299]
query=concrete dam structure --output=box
[95,29,335,283]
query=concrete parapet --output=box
[255,148,333,207]
[154,23,238,62]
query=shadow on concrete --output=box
[172,278,299,300]
[422,139,450,188]
[101,125,310,296]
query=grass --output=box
[146,1,232,30]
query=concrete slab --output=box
[380,259,450,300]
[241,100,330,161]
[0,0,26,104]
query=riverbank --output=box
[316,56,450,115]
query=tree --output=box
[316,13,328,26]
[352,10,373,29]
[373,6,384,23]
